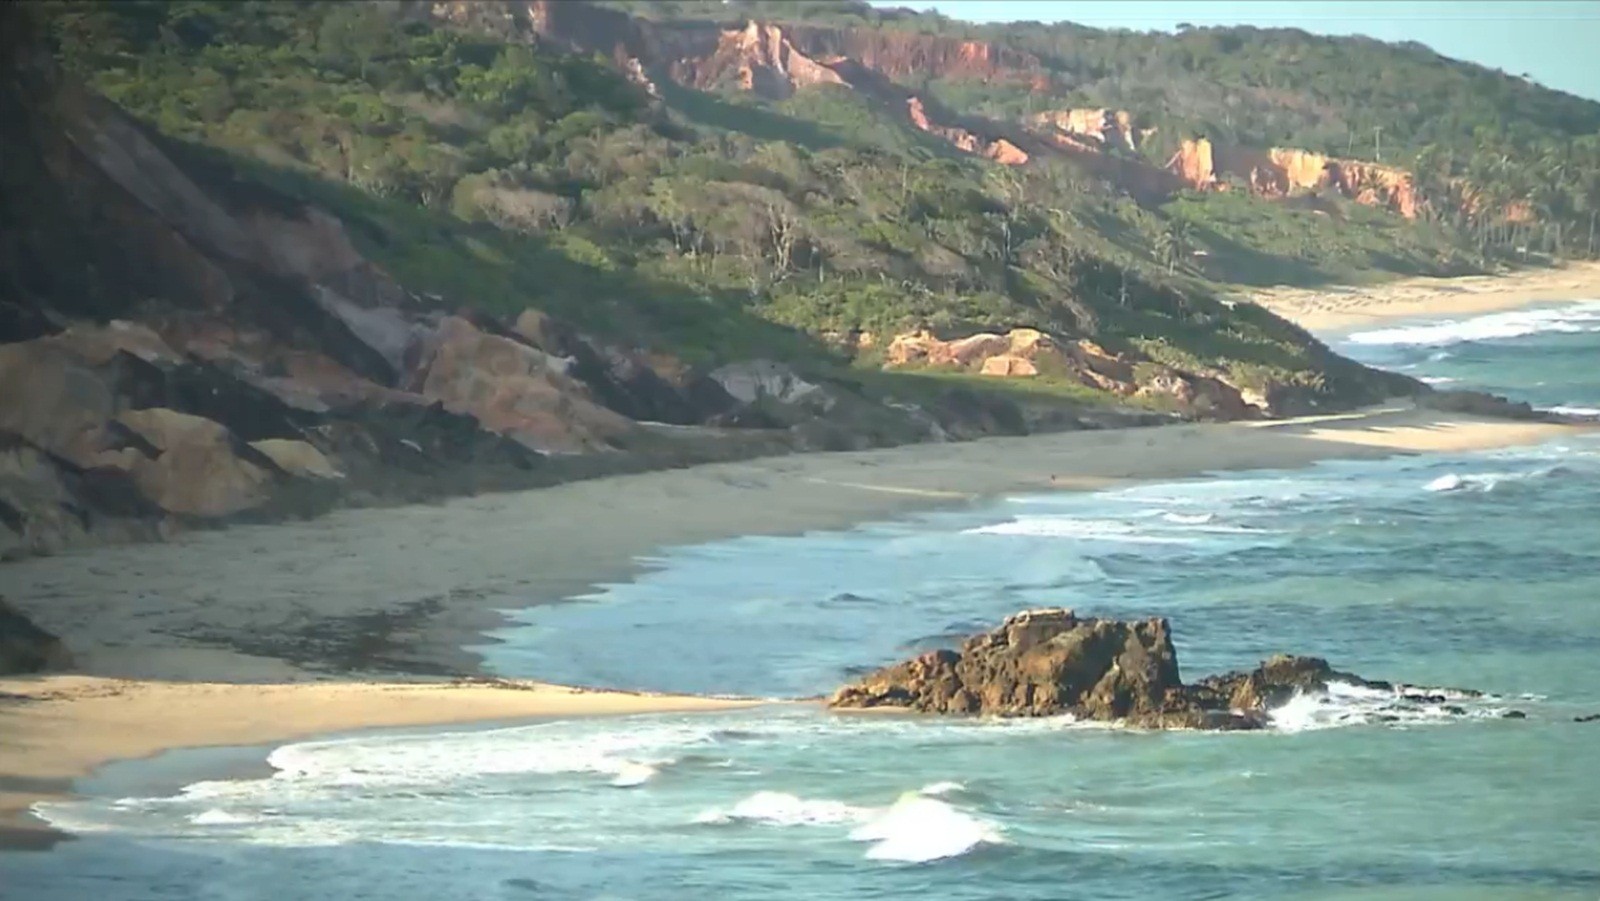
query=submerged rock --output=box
[829,608,1461,731]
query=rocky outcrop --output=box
[883,328,1256,419]
[904,97,1029,165]
[683,21,849,99]
[1167,138,1422,219]
[0,596,71,674]
[829,608,1461,730]
[409,316,634,454]
[1416,389,1549,421]
[1027,109,1140,153]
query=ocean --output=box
[8,301,1600,900]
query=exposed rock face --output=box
[685,21,849,99]
[410,316,634,454]
[1028,109,1139,153]
[904,97,1029,165]
[710,359,824,408]
[883,328,1257,419]
[0,596,71,674]
[829,609,1423,730]
[1166,138,1423,219]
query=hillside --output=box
[0,0,1543,558]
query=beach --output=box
[3,263,1598,855]
[1245,260,1600,330]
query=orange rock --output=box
[979,354,1037,377]
[1167,138,1218,189]
[1028,108,1138,152]
[412,316,632,454]
[905,98,1028,166]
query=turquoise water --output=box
[10,301,1600,900]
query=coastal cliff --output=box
[5,0,1561,561]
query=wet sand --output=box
[2,403,1592,847]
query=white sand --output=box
[1244,261,1600,331]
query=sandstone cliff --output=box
[1166,138,1423,218]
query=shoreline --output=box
[5,269,1600,853]
[0,676,764,850]
[3,405,1593,850]
[1243,260,1600,331]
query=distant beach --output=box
[1245,261,1600,331]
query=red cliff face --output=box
[675,21,849,99]
[778,27,1048,88]
[1166,137,1423,218]
[905,97,1028,165]
[432,3,1433,220]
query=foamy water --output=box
[11,302,1600,899]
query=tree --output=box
[1156,220,1192,274]
[317,4,392,81]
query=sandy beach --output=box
[1245,261,1600,331]
[2,403,1592,847]
[5,264,1600,853]
[0,676,758,849]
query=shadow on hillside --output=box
[656,79,849,152]
[1187,221,1331,287]
[152,131,832,366]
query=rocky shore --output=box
[830,608,1495,729]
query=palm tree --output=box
[1155,220,1192,275]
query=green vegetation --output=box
[608,0,1600,262]
[34,0,1583,410]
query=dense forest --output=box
[26,0,1600,402]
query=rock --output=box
[410,316,634,454]
[250,439,344,480]
[1134,367,1254,420]
[709,359,824,408]
[0,596,71,674]
[1187,653,1382,712]
[1501,710,1528,720]
[108,408,276,517]
[830,609,1444,730]
[1416,389,1544,421]
[830,608,1201,726]
[979,354,1038,377]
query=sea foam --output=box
[849,794,1004,863]
[1343,301,1600,347]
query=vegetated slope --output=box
[593,0,1600,267]
[31,0,1407,413]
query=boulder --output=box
[709,359,825,408]
[108,408,276,517]
[1134,367,1255,420]
[0,596,71,674]
[410,316,634,454]
[829,608,1445,730]
[831,608,1198,724]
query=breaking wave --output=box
[1344,301,1600,347]
[693,787,1003,863]
[1268,681,1506,733]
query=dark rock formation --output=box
[0,597,71,674]
[829,608,1434,730]
[1416,389,1548,421]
